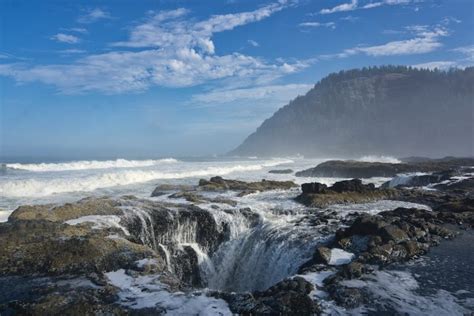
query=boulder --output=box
[379,225,409,243]
[313,246,332,264]
[301,182,327,194]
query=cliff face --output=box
[231,66,474,158]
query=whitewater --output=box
[0,156,396,219]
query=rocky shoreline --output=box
[0,159,473,315]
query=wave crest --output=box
[358,155,401,164]
[0,160,292,197]
[6,158,178,172]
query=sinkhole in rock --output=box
[125,205,321,293]
[158,222,318,293]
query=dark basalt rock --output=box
[167,191,238,206]
[197,176,298,195]
[296,158,474,179]
[302,182,327,194]
[379,225,409,243]
[330,179,375,193]
[296,179,398,208]
[313,246,332,264]
[216,276,320,315]
[268,169,294,174]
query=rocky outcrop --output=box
[0,195,241,315]
[296,179,398,208]
[151,177,298,200]
[197,176,298,196]
[296,157,474,178]
[0,198,160,276]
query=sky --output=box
[0,0,473,160]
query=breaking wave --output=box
[0,160,293,197]
[5,158,178,172]
[358,155,401,164]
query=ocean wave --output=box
[5,158,178,172]
[0,160,293,197]
[358,155,401,164]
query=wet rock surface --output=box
[296,157,474,178]
[296,179,398,208]
[197,176,298,195]
[0,171,473,315]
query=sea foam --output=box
[358,155,401,164]
[0,160,293,197]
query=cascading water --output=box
[203,208,325,292]
[121,192,329,293]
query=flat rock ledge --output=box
[295,157,474,178]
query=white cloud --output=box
[61,27,88,34]
[323,24,447,58]
[78,8,112,24]
[412,45,474,70]
[191,83,313,105]
[320,0,358,14]
[0,2,307,94]
[299,21,336,29]
[248,40,259,47]
[50,33,80,44]
[59,49,87,54]
[453,45,474,60]
[320,0,412,15]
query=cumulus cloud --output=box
[320,0,412,15]
[323,24,447,58]
[50,33,81,44]
[78,8,112,24]
[0,2,306,94]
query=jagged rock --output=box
[379,225,409,243]
[342,262,365,279]
[313,246,332,264]
[343,215,388,236]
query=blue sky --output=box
[0,0,473,159]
